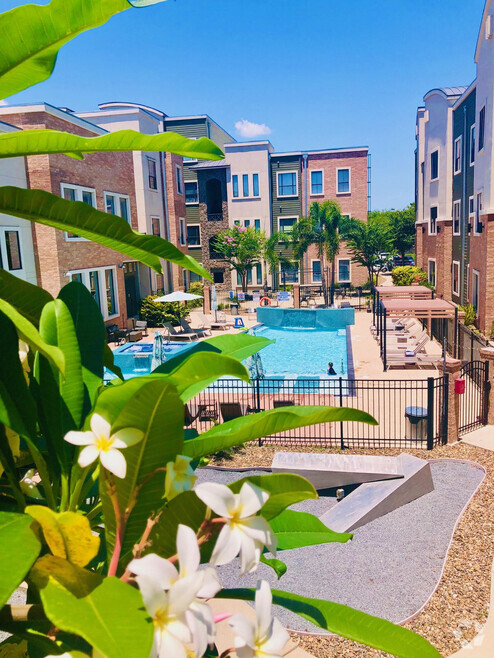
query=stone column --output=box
[437,358,462,444]
[293,284,300,309]
[203,285,211,315]
[480,347,494,425]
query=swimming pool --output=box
[107,342,193,380]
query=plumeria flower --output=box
[195,482,277,574]
[130,525,221,657]
[165,455,197,500]
[64,413,143,478]
[18,340,30,382]
[229,580,289,658]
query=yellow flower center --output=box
[94,435,114,452]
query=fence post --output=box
[203,285,211,315]
[437,358,462,444]
[339,377,345,450]
[427,377,434,449]
[293,284,300,309]
[480,348,494,424]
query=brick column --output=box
[293,284,300,309]
[203,285,211,315]
[437,358,462,444]
[480,347,494,425]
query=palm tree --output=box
[290,201,343,306]
[263,231,294,292]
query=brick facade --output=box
[468,214,494,331]
[164,152,188,290]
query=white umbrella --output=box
[154,291,203,302]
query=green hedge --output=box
[391,266,433,289]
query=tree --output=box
[213,226,265,292]
[368,203,416,260]
[342,215,393,285]
[290,201,343,306]
[263,231,295,292]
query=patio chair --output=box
[205,313,233,331]
[134,319,148,336]
[387,334,429,355]
[220,402,251,422]
[180,318,211,337]
[386,329,428,348]
[163,322,198,341]
[273,400,295,408]
[106,324,129,345]
[386,351,441,367]
[184,403,202,427]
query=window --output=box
[281,265,299,283]
[255,263,262,284]
[212,269,224,284]
[147,158,157,190]
[0,228,22,272]
[242,174,249,197]
[104,192,130,223]
[277,171,297,197]
[252,174,259,197]
[454,136,462,174]
[179,218,186,246]
[279,217,297,233]
[429,206,438,235]
[176,165,183,195]
[151,217,161,236]
[67,267,119,319]
[479,106,485,152]
[243,220,250,227]
[475,192,483,233]
[430,150,438,180]
[232,175,239,198]
[61,184,96,240]
[234,220,240,226]
[472,269,480,311]
[338,259,350,282]
[470,125,476,165]
[186,224,201,247]
[209,237,223,259]
[311,259,322,283]
[452,261,460,296]
[337,168,350,193]
[185,181,198,204]
[238,269,252,286]
[254,219,261,231]
[310,170,323,195]
[453,200,461,235]
[428,259,436,288]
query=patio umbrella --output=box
[151,331,166,370]
[211,285,218,321]
[246,351,265,381]
[154,291,203,302]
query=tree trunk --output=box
[330,258,336,307]
[241,271,248,294]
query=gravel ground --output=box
[211,442,494,657]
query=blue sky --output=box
[2,0,487,209]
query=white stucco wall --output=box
[0,123,37,284]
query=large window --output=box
[242,174,249,197]
[104,192,130,223]
[470,125,476,165]
[232,175,239,198]
[475,192,483,234]
[179,218,186,246]
[452,261,460,296]
[479,106,485,152]
[61,183,96,240]
[185,181,198,204]
[0,228,22,273]
[252,173,259,197]
[151,217,160,236]
[453,200,461,235]
[311,259,322,283]
[310,170,323,195]
[277,171,297,197]
[147,158,157,190]
[337,168,350,193]
[428,259,436,288]
[429,206,438,235]
[186,224,201,247]
[279,217,297,233]
[176,165,183,195]
[281,265,299,283]
[430,150,438,180]
[68,266,119,319]
[338,259,350,282]
[454,136,462,174]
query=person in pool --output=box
[327,362,337,375]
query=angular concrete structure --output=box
[320,453,434,533]
[271,451,404,489]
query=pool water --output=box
[255,325,349,377]
[107,342,193,380]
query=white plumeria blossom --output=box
[229,580,290,658]
[129,524,221,657]
[195,481,277,574]
[165,454,197,500]
[64,413,143,479]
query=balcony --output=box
[207,213,223,222]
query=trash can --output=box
[405,406,428,441]
[230,303,239,315]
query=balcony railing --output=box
[207,213,223,221]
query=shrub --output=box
[139,295,187,327]
[460,304,477,327]
[186,281,204,309]
[391,266,432,288]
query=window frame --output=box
[184,181,199,205]
[151,216,161,236]
[254,219,261,231]
[280,264,299,284]
[453,136,462,175]
[311,258,322,283]
[276,171,298,198]
[147,157,158,191]
[427,258,436,288]
[310,170,324,195]
[337,258,351,283]
[252,173,260,197]
[278,216,298,235]
[336,167,351,194]
[452,260,460,296]
[175,165,183,196]
[478,106,486,153]
[179,218,186,246]
[472,269,480,312]
[0,226,24,275]
[66,266,119,320]
[232,175,239,198]
[186,223,201,248]
[429,205,438,236]
[103,191,130,223]
[242,174,249,197]
[430,150,439,181]
[470,125,476,166]
[61,183,96,241]
[453,199,461,236]
[474,191,483,235]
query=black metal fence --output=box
[430,317,489,363]
[459,360,489,434]
[187,375,448,450]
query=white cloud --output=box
[0,100,8,106]
[235,118,271,139]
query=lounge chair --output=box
[180,318,211,337]
[387,334,429,355]
[273,400,295,408]
[163,322,198,341]
[184,403,203,427]
[206,312,234,331]
[386,330,428,348]
[220,402,251,422]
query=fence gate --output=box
[459,360,489,434]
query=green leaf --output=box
[259,553,287,579]
[183,406,378,460]
[0,186,210,279]
[0,512,40,608]
[97,380,184,564]
[0,269,53,327]
[0,0,130,99]
[103,343,124,381]
[0,129,223,161]
[58,282,105,409]
[148,491,206,558]
[216,588,441,658]
[0,299,64,373]
[30,555,153,658]
[0,311,37,437]
[269,510,352,550]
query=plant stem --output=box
[120,512,162,582]
[0,425,26,511]
[25,439,57,510]
[68,465,90,512]
[85,500,102,525]
[59,470,70,511]
[105,470,124,577]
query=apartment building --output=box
[0,121,37,285]
[415,0,494,331]
[0,104,138,327]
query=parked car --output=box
[372,254,393,272]
[391,255,415,268]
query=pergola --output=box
[377,297,458,370]
[372,286,433,325]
